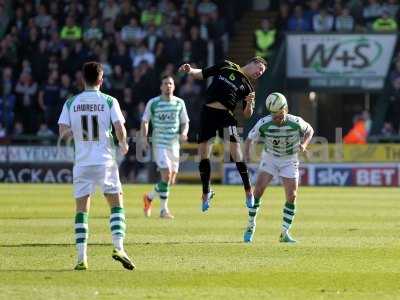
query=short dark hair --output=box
[247,56,268,68]
[82,62,103,86]
[161,75,174,82]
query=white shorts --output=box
[153,147,179,172]
[258,152,299,179]
[73,163,122,198]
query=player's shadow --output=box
[0,241,242,247]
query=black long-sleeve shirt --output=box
[202,60,254,112]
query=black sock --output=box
[236,162,251,191]
[199,159,211,194]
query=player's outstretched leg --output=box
[244,197,261,243]
[109,207,135,270]
[74,212,89,270]
[199,158,214,211]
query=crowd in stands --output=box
[272,0,399,33]
[255,0,400,61]
[0,0,247,142]
[1,0,400,145]
[253,0,400,139]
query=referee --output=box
[179,57,267,211]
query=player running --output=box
[243,92,314,243]
[58,62,135,270]
[178,57,267,211]
[141,75,189,219]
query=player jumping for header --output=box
[179,57,267,211]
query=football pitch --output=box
[0,184,399,300]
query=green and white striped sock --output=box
[110,207,126,251]
[75,212,88,262]
[248,197,261,227]
[282,202,296,233]
[156,181,170,212]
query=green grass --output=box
[0,184,399,300]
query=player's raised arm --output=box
[178,63,203,80]
[243,92,255,119]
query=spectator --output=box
[31,39,49,83]
[276,2,290,33]
[35,4,52,30]
[188,26,207,67]
[64,0,84,23]
[121,17,146,45]
[120,87,134,112]
[363,0,382,27]
[132,43,155,68]
[381,122,395,137]
[12,7,26,33]
[178,75,203,141]
[1,67,14,98]
[0,122,6,138]
[162,24,183,67]
[182,40,193,62]
[0,93,16,132]
[208,10,227,59]
[0,4,10,39]
[304,0,321,27]
[60,16,82,41]
[83,18,103,41]
[198,14,209,40]
[110,65,127,100]
[160,0,179,22]
[36,123,56,144]
[145,24,160,52]
[141,4,163,28]
[12,121,24,137]
[288,5,312,32]
[48,32,63,54]
[38,71,60,129]
[313,7,334,32]
[110,42,132,73]
[372,10,397,32]
[115,0,140,30]
[15,72,38,133]
[335,7,355,32]
[102,0,120,22]
[59,73,73,100]
[197,0,218,17]
[382,0,400,18]
[254,18,276,60]
[103,18,116,40]
[119,128,145,183]
[343,114,367,144]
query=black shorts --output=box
[198,105,240,143]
